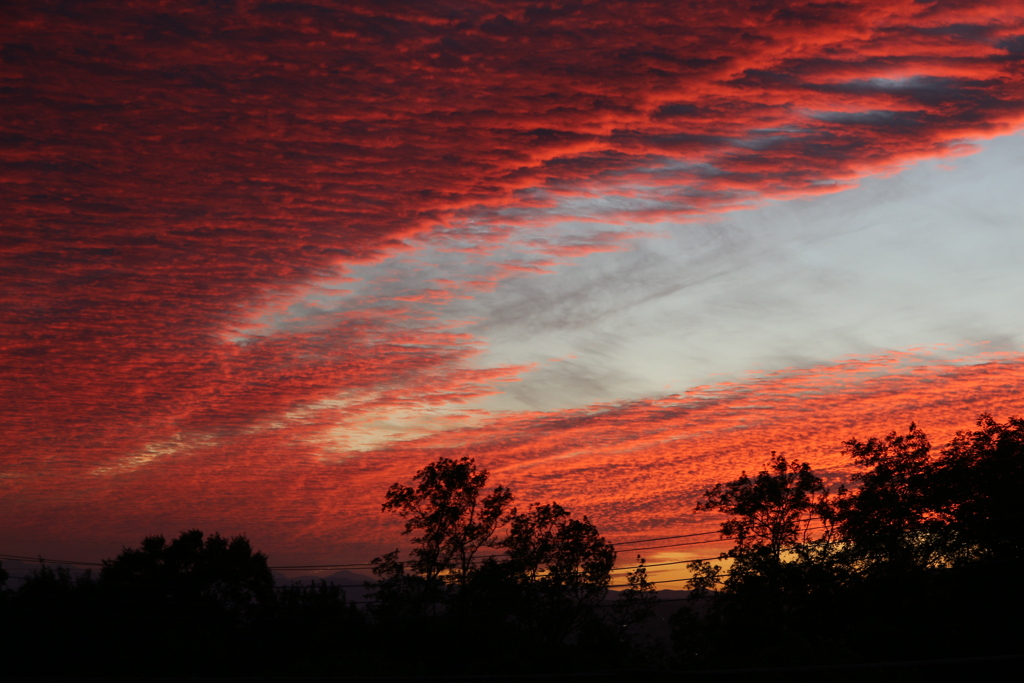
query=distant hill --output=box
[1,558,93,585]
[273,569,374,602]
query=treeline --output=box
[0,458,651,677]
[0,530,368,677]
[1,413,1022,677]
[673,414,1024,671]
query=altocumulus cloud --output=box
[3,0,1024,561]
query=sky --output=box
[3,0,1024,581]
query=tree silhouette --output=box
[672,416,1024,670]
[100,528,274,612]
[371,456,515,622]
[17,563,94,600]
[503,502,615,594]
[6,413,1022,677]
[613,555,658,640]
[500,502,616,644]
[829,423,942,574]
[696,452,828,580]
[380,456,513,586]
[932,414,1024,564]
[370,458,619,662]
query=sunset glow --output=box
[3,1,1024,572]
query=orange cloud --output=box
[5,347,1022,566]
[3,1,1024,562]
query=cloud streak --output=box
[3,0,1024,560]
[4,345,1023,565]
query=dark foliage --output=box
[1,531,365,677]
[495,502,617,646]
[3,415,1022,677]
[380,456,514,585]
[672,414,1024,671]
[99,528,275,611]
[366,458,625,674]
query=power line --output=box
[0,552,104,567]
[271,536,734,572]
[267,536,727,570]
[612,529,723,545]
[0,536,757,574]
[608,538,729,555]
[272,530,752,571]
[1,528,731,572]
[14,511,1022,574]
[610,525,829,570]
[0,520,915,574]
[611,554,729,573]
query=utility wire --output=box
[611,529,723,545]
[19,515,1023,575]
[1,528,732,572]
[0,552,104,567]
[10,511,1023,572]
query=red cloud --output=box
[5,347,1023,565]
[3,1,1024,560]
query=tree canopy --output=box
[100,528,275,610]
[372,456,620,650]
[381,456,513,584]
[4,413,1023,676]
[673,414,1024,670]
